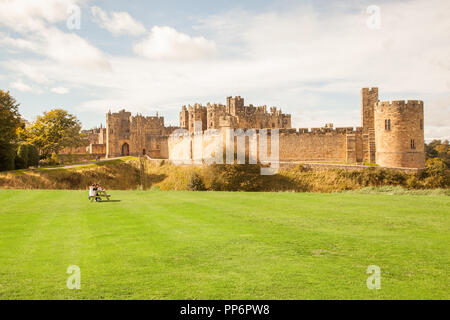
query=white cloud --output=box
[9,80,42,93]
[133,26,217,60]
[51,86,70,94]
[0,36,37,51]
[1,0,449,139]
[91,6,146,36]
[0,0,85,32]
[0,0,110,70]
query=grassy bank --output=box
[0,190,448,299]
[0,158,448,192]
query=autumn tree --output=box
[425,139,449,168]
[26,109,85,157]
[0,90,22,171]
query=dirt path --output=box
[33,157,125,171]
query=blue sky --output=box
[0,0,449,140]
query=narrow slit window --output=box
[385,119,391,130]
[410,139,416,149]
[420,119,423,130]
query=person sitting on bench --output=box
[90,184,110,202]
[89,184,96,201]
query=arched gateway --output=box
[121,143,130,156]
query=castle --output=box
[83,88,425,169]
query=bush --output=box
[187,172,206,191]
[204,164,266,191]
[15,143,39,169]
[419,158,449,188]
[15,144,29,169]
[425,158,447,176]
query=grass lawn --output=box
[0,190,448,300]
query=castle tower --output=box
[374,100,425,168]
[226,96,244,115]
[180,106,189,130]
[106,109,131,158]
[361,87,379,132]
[187,104,207,133]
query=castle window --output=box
[385,119,391,130]
[420,119,423,130]
[410,139,416,149]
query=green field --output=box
[0,190,448,300]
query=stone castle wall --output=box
[181,96,291,134]
[168,127,367,165]
[90,89,425,169]
[106,110,175,158]
[279,129,348,162]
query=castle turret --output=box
[361,87,379,132]
[226,96,244,115]
[374,100,425,168]
[180,106,189,130]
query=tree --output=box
[0,90,21,171]
[26,109,85,157]
[425,139,449,168]
[187,172,206,191]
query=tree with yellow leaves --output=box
[25,109,86,157]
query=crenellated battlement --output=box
[102,87,425,169]
[362,87,379,94]
[279,126,363,136]
[375,100,424,112]
[187,104,207,112]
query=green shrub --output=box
[15,144,29,169]
[15,143,39,169]
[420,158,450,188]
[187,172,206,191]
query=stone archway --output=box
[121,143,130,156]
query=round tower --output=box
[374,100,425,168]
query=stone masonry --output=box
[81,88,425,169]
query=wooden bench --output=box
[93,190,111,201]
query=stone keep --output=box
[374,100,425,168]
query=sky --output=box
[0,0,449,140]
